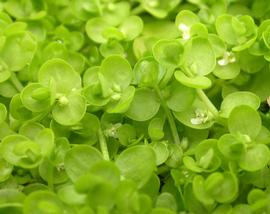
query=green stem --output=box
[196,89,219,118]
[155,87,180,144]
[157,164,170,175]
[47,160,54,191]
[177,185,186,210]
[131,4,144,15]
[98,129,110,161]
[10,73,24,92]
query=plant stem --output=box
[47,160,54,191]
[157,164,170,175]
[98,129,110,161]
[196,89,219,118]
[177,185,186,210]
[131,4,144,15]
[155,87,180,144]
[10,73,24,92]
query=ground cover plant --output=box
[0,0,270,213]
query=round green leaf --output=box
[133,56,160,88]
[166,81,196,112]
[23,191,66,214]
[239,144,270,171]
[142,0,179,18]
[152,39,183,67]
[0,157,13,182]
[83,66,100,87]
[116,145,156,187]
[182,37,216,76]
[213,62,240,80]
[155,192,177,212]
[119,16,143,41]
[21,83,51,112]
[116,124,136,146]
[99,41,124,58]
[0,188,25,208]
[42,41,68,62]
[174,70,212,89]
[175,10,199,32]
[220,91,261,118]
[64,145,103,182]
[218,134,245,160]
[52,93,86,126]
[106,86,135,114]
[57,185,86,206]
[183,156,204,173]
[34,128,55,157]
[9,94,35,121]
[38,58,81,94]
[100,55,132,90]
[82,68,111,107]
[148,117,164,141]
[0,32,37,71]
[126,88,160,121]
[208,34,227,58]
[0,135,42,168]
[102,1,130,26]
[228,105,261,139]
[85,17,110,43]
[238,50,266,74]
[215,14,238,45]
[205,172,238,203]
[193,175,215,205]
[165,143,183,168]
[150,141,169,165]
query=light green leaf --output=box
[220,91,261,118]
[38,58,81,94]
[182,37,216,76]
[228,105,261,139]
[0,32,37,71]
[239,144,270,171]
[85,17,110,43]
[126,88,160,121]
[119,16,143,41]
[64,145,103,182]
[52,93,86,126]
[166,81,196,112]
[174,70,212,89]
[100,55,133,90]
[116,145,156,187]
[152,39,183,67]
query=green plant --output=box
[0,0,270,213]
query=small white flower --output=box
[190,117,204,125]
[104,123,122,138]
[217,51,236,66]
[190,109,210,125]
[178,23,191,40]
[111,93,121,101]
[217,58,228,66]
[58,96,69,106]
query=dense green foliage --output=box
[0,0,270,213]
